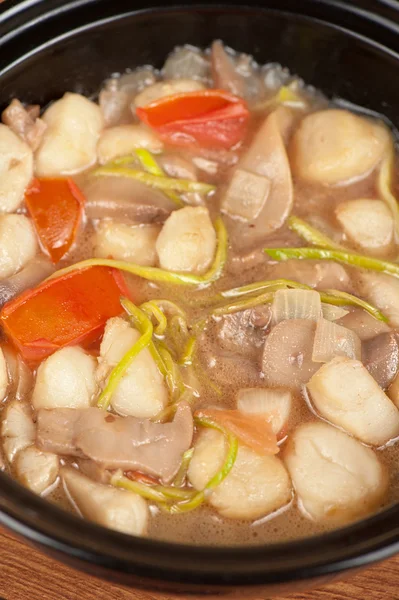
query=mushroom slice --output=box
[359,273,399,328]
[284,421,388,523]
[188,428,291,519]
[262,319,319,389]
[62,467,148,536]
[307,356,399,446]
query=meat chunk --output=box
[35,93,103,176]
[62,467,148,536]
[337,308,391,341]
[0,215,37,279]
[37,402,193,483]
[307,356,399,446]
[188,428,291,519]
[97,124,163,164]
[284,422,388,524]
[156,206,216,274]
[163,47,210,83]
[1,401,35,463]
[291,109,390,185]
[94,222,160,266]
[0,124,33,213]
[32,346,97,410]
[2,99,47,151]
[269,260,351,292]
[16,446,59,494]
[363,333,399,389]
[98,317,167,418]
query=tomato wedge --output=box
[25,178,85,263]
[136,90,250,149]
[196,409,279,456]
[1,267,129,362]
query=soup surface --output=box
[1,42,399,546]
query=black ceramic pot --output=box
[1,1,399,597]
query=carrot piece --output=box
[0,266,129,362]
[136,90,249,149]
[195,409,279,456]
[25,178,85,263]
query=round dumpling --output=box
[0,215,37,279]
[188,428,292,519]
[291,109,390,185]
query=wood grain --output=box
[0,527,398,600]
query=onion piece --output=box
[2,345,33,402]
[236,388,292,436]
[0,257,54,308]
[221,168,271,221]
[321,304,349,321]
[271,289,322,325]
[312,318,361,363]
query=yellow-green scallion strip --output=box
[220,278,310,299]
[93,165,215,195]
[140,301,168,336]
[179,336,196,366]
[157,343,186,398]
[166,417,238,514]
[173,448,194,487]
[97,302,153,410]
[47,217,227,288]
[264,246,399,280]
[288,216,345,251]
[111,472,196,503]
[213,283,387,322]
[134,148,183,207]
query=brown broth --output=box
[1,44,399,546]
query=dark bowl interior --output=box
[1,1,399,596]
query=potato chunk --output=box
[335,199,394,255]
[95,222,160,266]
[16,446,59,494]
[284,422,388,523]
[133,79,204,108]
[0,215,37,279]
[62,467,148,536]
[32,346,97,410]
[97,124,163,164]
[0,124,33,212]
[35,93,103,176]
[98,317,167,418]
[156,206,216,274]
[188,429,291,519]
[1,401,35,463]
[307,356,399,446]
[291,110,390,185]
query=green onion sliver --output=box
[264,246,399,280]
[140,300,168,336]
[288,216,346,251]
[111,472,195,503]
[179,336,196,366]
[220,278,310,299]
[319,290,388,323]
[166,417,238,514]
[93,165,215,195]
[47,217,228,288]
[213,292,275,315]
[97,300,153,410]
[134,149,183,207]
[173,448,195,487]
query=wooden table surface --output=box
[0,527,398,600]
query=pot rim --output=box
[0,1,399,589]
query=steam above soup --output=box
[0,41,398,545]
